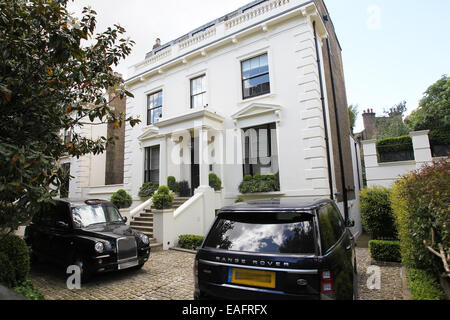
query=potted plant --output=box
[152,185,174,210]
[138,182,159,199]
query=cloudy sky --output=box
[67,0,450,132]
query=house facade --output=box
[124,0,362,242]
[60,89,127,200]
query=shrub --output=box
[376,135,413,153]
[208,173,222,191]
[429,130,450,146]
[167,176,179,193]
[391,159,449,273]
[178,180,191,197]
[13,280,44,300]
[235,197,245,203]
[369,240,401,263]
[238,174,280,194]
[138,182,159,198]
[359,186,397,239]
[0,251,16,288]
[407,268,446,300]
[110,189,132,209]
[152,185,174,209]
[0,234,30,284]
[178,235,204,250]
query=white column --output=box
[198,126,209,187]
[159,135,168,186]
[410,130,432,169]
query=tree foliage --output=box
[0,0,139,232]
[406,75,450,132]
[348,104,358,134]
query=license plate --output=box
[118,259,139,270]
[228,268,276,289]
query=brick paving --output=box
[30,237,404,300]
[29,249,195,300]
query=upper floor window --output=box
[241,53,270,99]
[190,75,207,109]
[147,90,163,125]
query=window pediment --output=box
[232,103,281,125]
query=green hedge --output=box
[0,251,16,288]
[407,268,446,300]
[429,130,450,146]
[0,234,30,284]
[238,174,279,194]
[391,159,449,272]
[178,235,204,250]
[359,186,397,239]
[369,240,401,263]
[376,135,413,153]
[110,189,132,209]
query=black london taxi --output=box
[24,199,151,281]
[194,198,358,300]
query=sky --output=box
[67,0,450,132]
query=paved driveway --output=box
[30,250,195,300]
[30,244,404,300]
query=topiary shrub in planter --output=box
[369,240,401,263]
[178,235,204,250]
[152,186,174,209]
[359,186,397,239]
[110,189,132,209]
[138,182,159,198]
[0,234,30,284]
[238,174,280,194]
[167,176,179,193]
[209,173,222,191]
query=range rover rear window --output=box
[204,212,316,255]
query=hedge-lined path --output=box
[29,249,195,300]
[356,234,405,300]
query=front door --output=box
[190,137,199,195]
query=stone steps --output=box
[130,197,190,252]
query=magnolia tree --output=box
[0,0,140,232]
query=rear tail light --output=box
[194,260,199,289]
[321,270,334,294]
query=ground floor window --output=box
[144,145,160,183]
[242,122,279,177]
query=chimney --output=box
[362,109,377,140]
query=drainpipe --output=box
[325,37,349,224]
[312,21,334,201]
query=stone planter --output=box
[153,209,175,251]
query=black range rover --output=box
[194,199,357,300]
[24,199,151,281]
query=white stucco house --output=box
[123,0,363,248]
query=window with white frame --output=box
[241,53,270,99]
[144,145,160,183]
[147,90,163,125]
[190,75,207,109]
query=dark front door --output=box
[191,137,199,195]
